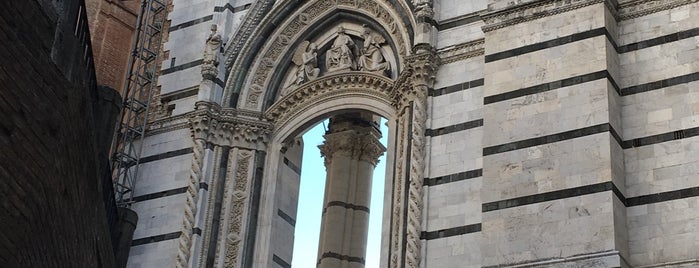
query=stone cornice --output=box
[482,0,697,32]
[617,0,699,20]
[264,72,395,129]
[482,0,606,32]
[437,39,485,64]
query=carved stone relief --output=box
[358,25,391,75]
[224,0,412,109]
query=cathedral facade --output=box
[124,0,699,267]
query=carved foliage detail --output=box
[223,150,253,267]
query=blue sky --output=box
[292,119,388,268]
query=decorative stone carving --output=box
[202,24,221,79]
[292,40,320,85]
[393,44,439,110]
[438,39,485,64]
[223,150,252,267]
[413,0,434,20]
[326,26,357,72]
[224,0,412,108]
[176,111,210,268]
[264,72,394,131]
[318,128,386,167]
[245,85,263,108]
[358,26,390,75]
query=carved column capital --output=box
[188,102,272,149]
[318,128,386,167]
[407,44,439,88]
[393,45,439,110]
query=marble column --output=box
[317,113,386,268]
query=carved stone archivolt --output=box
[224,0,414,110]
[265,72,395,132]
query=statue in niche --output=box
[358,25,390,75]
[292,40,320,85]
[203,24,221,67]
[325,26,356,72]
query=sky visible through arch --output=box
[292,119,388,268]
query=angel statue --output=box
[293,40,321,85]
[326,26,356,72]
[358,26,390,75]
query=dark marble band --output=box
[277,209,296,227]
[424,169,482,187]
[131,231,181,246]
[272,254,291,268]
[168,15,213,32]
[139,147,193,164]
[421,223,482,240]
[323,201,370,214]
[430,78,484,97]
[426,119,483,137]
[318,252,366,265]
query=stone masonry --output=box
[119,0,699,267]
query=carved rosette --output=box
[318,128,386,167]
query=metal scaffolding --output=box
[111,0,167,207]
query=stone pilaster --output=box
[316,113,386,268]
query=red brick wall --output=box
[86,0,138,94]
[0,0,118,266]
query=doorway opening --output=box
[291,116,389,268]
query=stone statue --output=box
[325,26,356,72]
[292,40,320,84]
[358,26,390,75]
[203,24,221,67]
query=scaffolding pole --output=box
[111,0,167,207]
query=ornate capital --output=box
[393,44,439,110]
[318,128,386,167]
[188,101,272,149]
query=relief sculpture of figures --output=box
[292,40,320,85]
[325,26,356,72]
[358,26,390,75]
[203,24,221,67]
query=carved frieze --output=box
[437,39,485,64]
[482,0,697,32]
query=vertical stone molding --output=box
[177,115,209,268]
[316,114,386,268]
[391,45,439,268]
[219,149,253,267]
